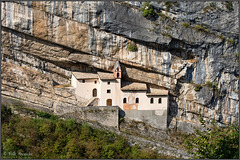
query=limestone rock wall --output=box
[1,1,239,131]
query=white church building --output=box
[71,61,169,111]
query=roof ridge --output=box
[114,61,121,71]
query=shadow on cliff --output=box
[167,80,183,128]
[167,94,179,128]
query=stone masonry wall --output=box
[54,105,119,129]
[120,109,168,130]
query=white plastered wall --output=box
[121,90,168,110]
[72,76,99,100]
[99,79,120,106]
[71,74,77,88]
[145,95,168,110]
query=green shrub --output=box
[1,104,175,159]
[218,33,225,40]
[199,115,205,126]
[142,8,155,18]
[206,81,212,88]
[164,2,172,12]
[212,81,221,98]
[194,24,210,33]
[141,2,157,18]
[226,38,234,46]
[213,81,218,90]
[127,42,138,52]
[36,111,58,120]
[2,138,19,158]
[184,123,239,159]
[225,2,233,11]
[181,22,190,28]
[194,84,202,91]
[163,1,179,12]
[1,104,12,123]
[120,117,124,123]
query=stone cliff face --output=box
[1,1,239,132]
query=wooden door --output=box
[106,99,112,106]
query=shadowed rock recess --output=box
[1,1,239,133]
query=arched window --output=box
[158,98,162,104]
[123,98,127,103]
[117,73,119,78]
[136,98,139,103]
[150,98,154,104]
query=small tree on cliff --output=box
[141,2,157,20]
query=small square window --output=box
[108,82,110,85]
[82,80,85,83]
[107,89,111,93]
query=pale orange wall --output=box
[113,71,121,79]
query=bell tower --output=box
[113,61,122,107]
[113,61,121,79]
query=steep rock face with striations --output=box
[1,1,239,132]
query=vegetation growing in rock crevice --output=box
[141,2,157,19]
[181,22,190,28]
[140,1,236,48]
[194,84,202,91]
[164,1,172,12]
[164,1,179,12]
[225,1,233,11]
[193,83,202,91]
[1,105,171,159]
[127,42,138,52]
[194,24,210,33]
[226,38,234,46]
[205,81,220,98]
